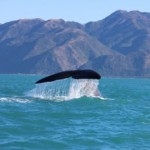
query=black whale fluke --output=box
[35,70,101,84]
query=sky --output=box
[1,0,150,24]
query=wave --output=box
[0,97,31,103]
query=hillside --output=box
[0,19,112,74]
[0,10,150,77]
[85,10,150,77]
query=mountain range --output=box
[0,10,150,77]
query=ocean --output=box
[0,74,150,150]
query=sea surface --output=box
[0,74,150,150]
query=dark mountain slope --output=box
[85,10,150,55]
[85,10,150,77]
[0,19,113,74]
[0,10,150,77]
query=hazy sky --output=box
[1,0,150,23]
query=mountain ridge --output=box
[0,10,150,77]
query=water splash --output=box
[27,78,103,101]
[68,79,100,98]
[0,97,31,103]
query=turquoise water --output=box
[0,75,150,150]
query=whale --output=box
[35,70,101,84]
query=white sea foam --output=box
[27,79,105,101]
[0,97,31,103]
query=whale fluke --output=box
[36,70,101,84]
